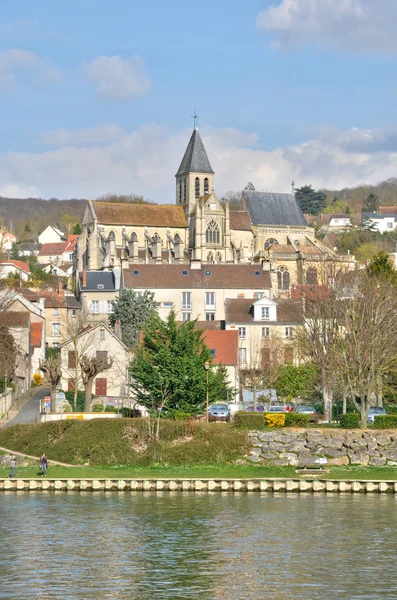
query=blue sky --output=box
[1,0,397,201]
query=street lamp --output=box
[204,361,210,423]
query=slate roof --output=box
[229,211,252,231]
[242,190,307,227]
[175,129,214,177]
[93,202,187,228]
[363,213,397,220]
[123,265,271,290]
[79,271,117,291]
[202,330,238,366]
[225,298,302,324]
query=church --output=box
[77,126,351,292]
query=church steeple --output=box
[175,128,215,214]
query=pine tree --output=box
[109,289,157,348]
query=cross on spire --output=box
[191,109,198,129]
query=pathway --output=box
[6,388,49,426]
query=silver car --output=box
[367,407,386,424]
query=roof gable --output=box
[175,129,214,177]
[0,260,30,273]
[229,211,251,231]
[242,190,307,227]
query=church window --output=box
[174,233,182,244]
[130,232,138,242]
[264,238,278,250]
[183,178,187,202]
[178,180,182,203]
[207,251,214,263]
[306,267,318,286]
[277,267,290,291]
[216,252,222,263]
[204,177,209,194]
[206,220,220,245]
[107,231,115,241]
[195,177,200,199]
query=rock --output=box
[247,455,262,463]
[349,453,369,465]
[368,456,386,466]
[235,459,246,465]
[387,461,397,466]
[328,456,349,466]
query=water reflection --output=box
[1,492,397,599]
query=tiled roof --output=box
[193,320,222,330]
[379,206,397,214]
[243,190,307,227]
[175,129,214,177]
[270,244,296,254]
[225,298,302,324]
[229,211,252,231]
[123,264,271,290]
[202,330,238,366]
[30,322,43,347]
[38,242,68,256]
[1,311,30,327]
[39,291,68,308]
[18,289,40,302]
[93,202,187,228]
[0,260,30,273]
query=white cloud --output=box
[256,0,397,53]
[1,123,397,200]
[82,55,151,101]
[0,49,61,91]
[42,124,124,146]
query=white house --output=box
[0,260,31,281]
[363,213,397,233]
[38,226,65,245]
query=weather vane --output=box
[192,110,198,129]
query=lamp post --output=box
[204,361,210,423]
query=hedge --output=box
[265,413,285,428]
[284,413,312,427]
[374,414,397,429]
[234,412,265,429]
[339,413,360,429]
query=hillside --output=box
[322,177,397,212]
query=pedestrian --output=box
[8,456,16,478]
[40,453,48,477]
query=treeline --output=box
[322,177,397,213]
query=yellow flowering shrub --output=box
[32,373,43,386]
[265,413,286,428]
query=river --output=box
[1,492,397,599]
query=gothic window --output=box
[174,233,182,244]
[195,177,200,199]
[178,180,182,203]
[130,232,138,242]
[264,238,278,250]
[183,178,187,202]
[206,219,220,244]
[306,267,318,285]
[216,251,222,263]
[107,231,115,241]
[204,177,209,194]
[207,251,214,263]
[277,266,290,291]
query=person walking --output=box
[40,453,48,477]
[8,456,16,478]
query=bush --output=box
[340,413,360,429]
[374,414,397,429]
[265,413,285,428]
[104,405,118,413]
[64,390,86,412]
[32,374,43,387]
[92,404,104,413]
[122,407,141,418]
[384,404,397,414]
[234,412,265,429]
[284,413,312,427]
[170,410,192,421]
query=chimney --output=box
[114,320,122,341]
[82,269,87,288]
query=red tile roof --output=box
[38,242,68,256]
[0,260,30,273]
[379,206,397,214]
[31,322,43,348]
[230,211,252,231]
[202,330,238,366]
[93,202,187,228]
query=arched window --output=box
[264,238,279,250]
[206,219,220,244]
[277,266,290,291]
[153,233,162,243]
[107,231,115,241]
[130,232,138,242]
[306,267,318,286]
[204,177,209,194]
[216,251,222,263]
[174,233,182,244]
[178,180,182,203]
[195,177,200,199]
[207,251,214,263]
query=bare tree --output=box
[40,355,62,411]
[80,354,113,412]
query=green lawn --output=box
[2,464,397,480]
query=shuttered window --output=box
[68,351,76,368]
[95,378,107,396]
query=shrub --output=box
[64,390,86,413]
[384,404,397,414]
[104,405,118,413]
[170,410,192,421]
[340,413,360,429]
[234,412,265,429]
[32,374,43,387]
[374,414,397,429]
[92,404,104,413]
[284,413,312,427]
[122,407,141,418]
[265,413,285,428]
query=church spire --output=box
[175,128,215,178]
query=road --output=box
[6,388,49,426]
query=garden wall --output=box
[248,429,397,466]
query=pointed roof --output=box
[175,129,215,177]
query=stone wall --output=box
[248,429,397,466]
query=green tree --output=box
[275,364,319,399]
[208,363,234,403]
[355,242,384,263]
[362,192,379,213]
[367,251,397,283]
[10,243,20,260]
[295,185,327,215]
[109,289,158,348]
[72,223,82,234]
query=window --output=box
[285,327,294,338]
[262,327,270,338]
[255,292,265,299]
[95,378,107,396]
[68,378,75,391]
[238,327,246,340]
[306,268,318,286]
[261,307,270,320]
[134,291,143,297]
[178,180,182,203]
[205,292,215,309]
[206,219,220,244]
[133,269,139,276]
[183,178,187,202]
[107,301,113,313]
[53,308,59,317]
[68,351,76,368]
[163,302,174,308]
[181,292,192,310]
[71,309,76,318]
[206,313,215,321]
[238,347,247,364]
[96,350,108,363]
[68,253,73,261]
[90,301,99,314]
[277,267,290,291]
[254,270,261,276]
[52,343,59,349]
[204,177,209,194]
[209,348,216,358]
[100,329,105,340]
[97,284,104,290]
[387,222,393,229]
[264,238,279,250]
[182,312,191,321]
[52,323,60,337]
[195,177,200,199]
[182,270,188,276]
[216,252,222,263]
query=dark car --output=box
[208,404,230,422]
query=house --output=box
[37,242,69,265]
[38,226,65,245]
[59,322,131,402]
[122,263,273,322]
[77,269,121,323]
[202,329,239,401]
[0,231,16,252]
[19,241,42,257]
[363,213,397,233]
[0,260,31,281]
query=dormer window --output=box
[261,307,270,320]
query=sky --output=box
[1,0,397,202]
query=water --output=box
[1,492,397,599]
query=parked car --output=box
[285,402,295,413]
[295,405,318,423]
[208,404,230,422]
[367,407,386,424]
[267,404,286,413]
[247,404,266,412]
